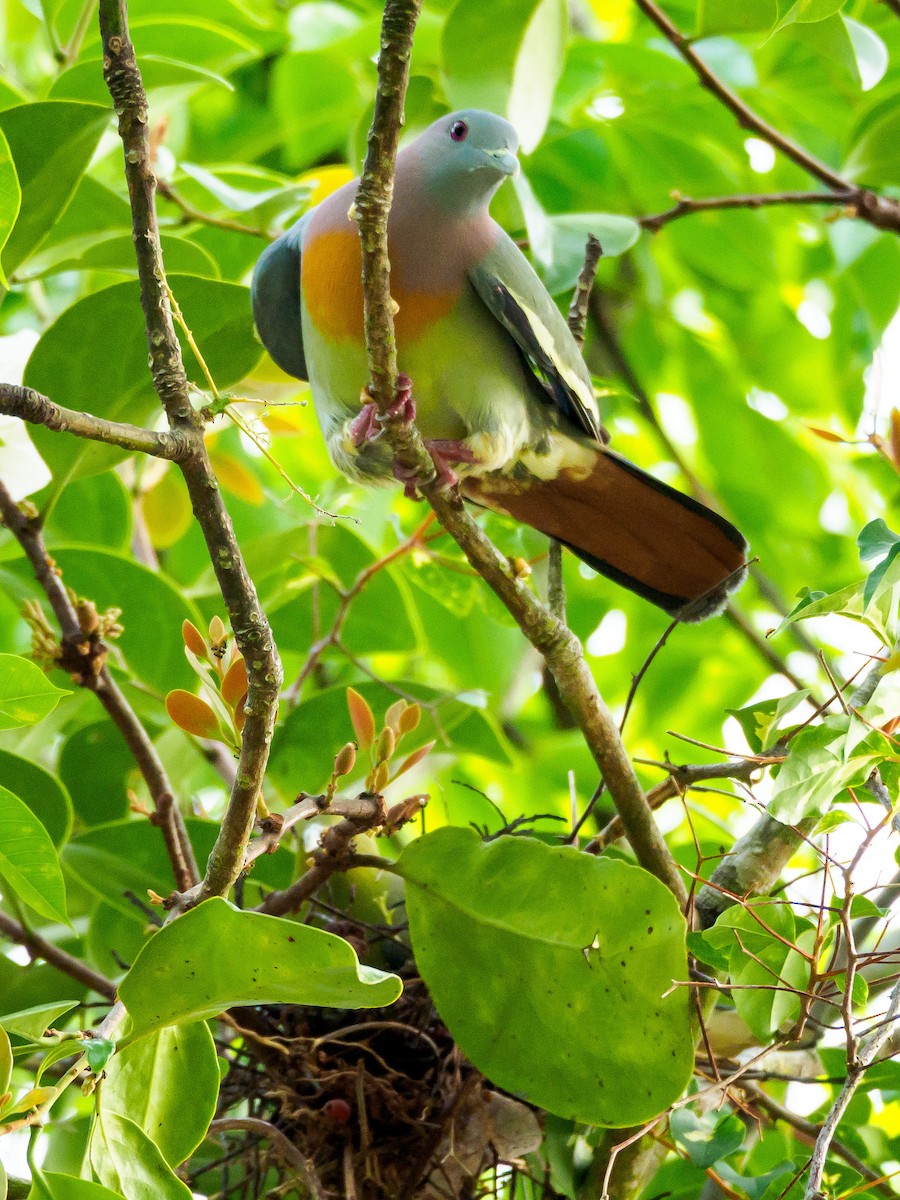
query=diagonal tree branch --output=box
[633,0,900,237]
[0,478,199,891]
[0,384,186,459]
[98,0,282,902]
[0,909,116,1001]
[354,0,687,906]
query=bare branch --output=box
[806,978,900,1198]
[639,190,859,233]
[0,383,185,459]
[99,0,282,901]
[0,480,199,890]
[0,910,116,1001]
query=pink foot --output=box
[392,439,478,499]
[348,374,417,448]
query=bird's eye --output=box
[449,120,469,142]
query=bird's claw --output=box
[349,374,417,449]
[392,439,478,500]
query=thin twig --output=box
[355,0,687,907]
[0,911,115,1000]
[208,1118,325,1200]
[0,384,185,459]
[805,978,900,1198]
[156,178,273,240]
[639,190,858,233]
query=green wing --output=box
[469,230,603,442]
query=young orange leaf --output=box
[165,690,220,740]
[807,426,846,443]
[208,448,265,506]
[347,687,375,750]
[392,740,436,781]
[182,619,208,660]
[397,704,421,736]
[221,654,248,707]
[384,699,407,731]
[234,693,247,734]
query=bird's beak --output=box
[485,148,520,177]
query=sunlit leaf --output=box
[400,828,693,1126]
[0,655,70,731]
[118,898,402,1038]
[0,784,68,925]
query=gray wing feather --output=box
[250,213,310,381]
[468,231,603,443]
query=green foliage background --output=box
[1,0,900,1196]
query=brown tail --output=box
[462,449,748,622]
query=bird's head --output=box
[410,109,519,214]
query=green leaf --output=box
[0,1023,11,1095]
[118,898,402,1039]
[0,1001,80,1043]
[711,901,814,1040]
[24,276,263,483]
[0,102,109,275]
[670,1109,745,1169]
[400,828,693,1127]
[442,0,567,153]
[848,894,888,920]
[89,1111,193,1200]
[101,1022,218,1166]
[768,718,884,825]
[0,655,70,731]
[271,51,366,170]
[49,55,234,106]
[59,723,133,827]
[0,125,21,289]
[727,690,810,754]
[0,749,73,847]
[540,212,640,295]
[774,0,847,31]
[845,106,900,185]
[0,784,68,924]
[42,473,133,554]
[697,0,776,35]
[20,233,220,282]
[835,970,869,1008]
[842,18,888,92]
[28,1170,128,1200]
[858,518,900,563]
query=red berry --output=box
[323,1098,352,1123]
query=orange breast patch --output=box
[302,226,459,345]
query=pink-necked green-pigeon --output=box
[251,109,748,620]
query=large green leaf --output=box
[5,548,203,694]
[0,655,70,730]
[271,50,366,169]
[0,749,73,846]
[58,723,134,827]
[0,1023,11,1094]
[442,0,567,153]
[101,1022,219,1166]
[0,125,21,288]
[400,828,693,1127]
[696,0,775,34]
[29,1170,129,1200]
[41,472,133,553]
[0,101,109,274]
[49,55,234,106]
[0,785,68,924]
[89,1111,193,1200]
[24,276,263,483]
[118,898,402,1038]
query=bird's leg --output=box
[348,372,416,447]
